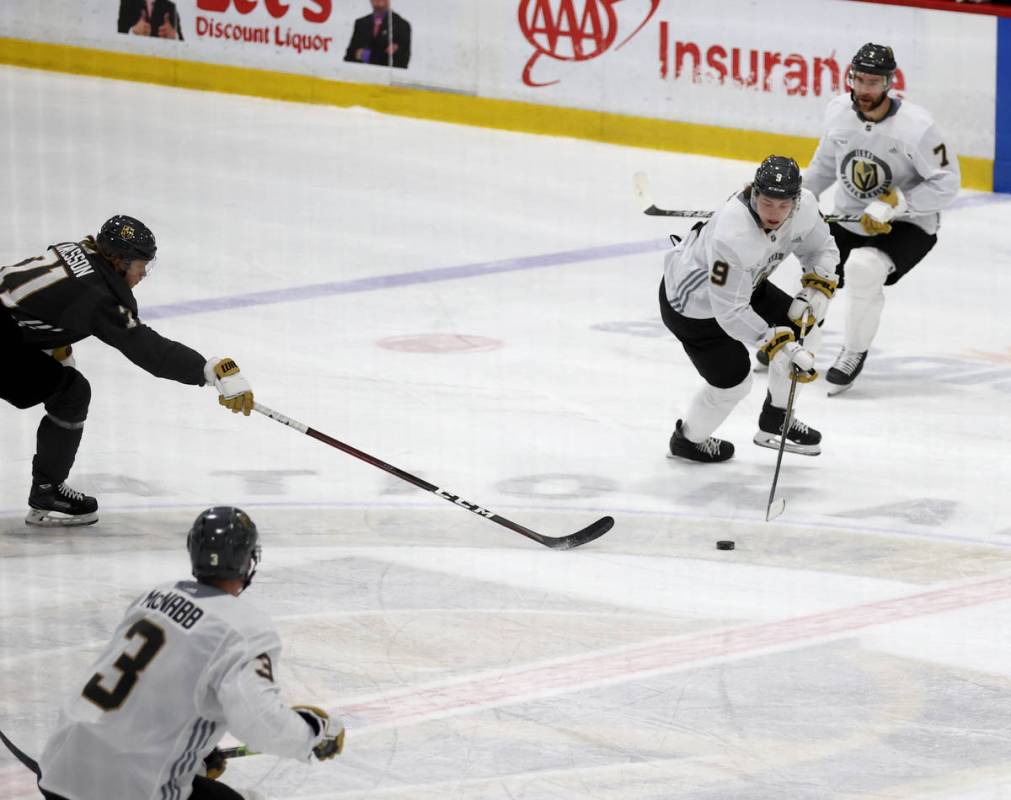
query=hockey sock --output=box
[682,375,752,441]
[842,248,891,352]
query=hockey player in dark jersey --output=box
[0,215,255,527]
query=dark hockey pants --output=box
[0,309,90,486]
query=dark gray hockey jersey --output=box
[0,236,206,384]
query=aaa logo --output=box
[518,0,660,87]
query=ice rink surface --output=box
[2,66,1011,798]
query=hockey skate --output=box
[667,419,734,463]
[753,401,822,456]
[826,348,868,396]
[26,481,98,527]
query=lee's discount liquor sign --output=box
[194,0,336,55]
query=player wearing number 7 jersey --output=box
[805,43,960,395]
[36,507,344,800]
[660,155,840,462]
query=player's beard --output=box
[854,90,888,115]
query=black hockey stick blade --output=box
[516,514,615,550]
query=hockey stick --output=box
[219,745,257,759]
[764,318,810,521]
[253,403,614,550]
[633,172,862,224]
[0,727,40,777]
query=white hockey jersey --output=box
[805,94,960,236]
[38,580,322,800]
[662,187,839,345]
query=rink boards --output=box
[0,0,1008,191]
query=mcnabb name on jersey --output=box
[142,589,204,630]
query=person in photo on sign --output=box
[118,0,184,40]
[0,215,253,527]
[660,156,840,463]
[804,43,959,395]
[344,0,411,68]
[31,507,344,800]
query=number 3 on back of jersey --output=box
[82,619,166,711]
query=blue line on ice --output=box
[142,192,1009,322]
[143,238,671,321]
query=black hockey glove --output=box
[203,747,227,780]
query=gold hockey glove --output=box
[761,327,817,382]
[293,704,345,761]
[860,186,904,236]
[204,357,254,416]
[788,273,837,328]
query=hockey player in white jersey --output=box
[35,506,344,800]
[805,42,960,394]
[660,155,839,462]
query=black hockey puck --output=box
[716,540,735,551]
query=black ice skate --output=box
[26,481,98,527]
[753,400,822,456]
[667,419,734,463]
[825,348,868,396]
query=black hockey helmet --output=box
[187,506,261,589]
[850,43,896,79]
[753,155,802,200]
[97,215,157,262]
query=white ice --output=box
[2,65,1011,799]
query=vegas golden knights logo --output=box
[120,224,136,239]
[851,160,879,193]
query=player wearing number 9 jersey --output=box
[660,155,840,462]
[36,507,344,800]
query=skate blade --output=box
[752,432,821,457]
[665,450,731,464]
[25,509,98,527]
[826,381,855,397]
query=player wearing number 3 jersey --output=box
[660,155,840,462]
[36,507,344,800]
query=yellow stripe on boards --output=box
[0,37,994,192]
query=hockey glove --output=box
[860,186,907,235]
[788,272,837,328]
[203,748,227,780]
[204,357,254,416]
[760,327,817,383]
[293,704,345,761]
[44,345,76,368]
